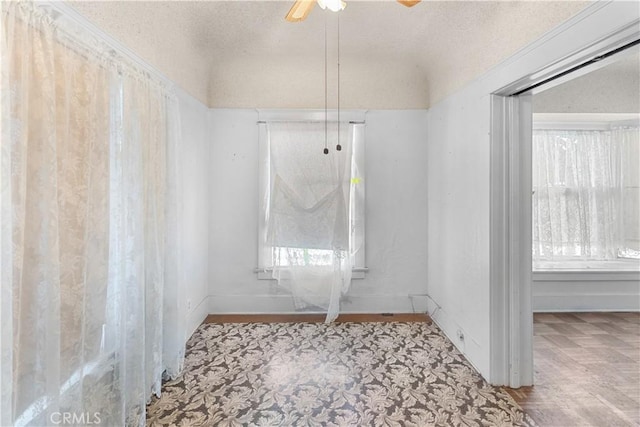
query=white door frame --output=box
[488,20,639,387]
[489,94,533,387]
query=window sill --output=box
[533,259,639,272]
[533,270,640,282]
[255,267,368,280]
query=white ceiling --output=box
[534,50,640,114]
[70,0,590,108]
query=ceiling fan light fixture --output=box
[285,0,316,22]
[287,0,420,23]
[397,0,421,7]
[317,0,346,13]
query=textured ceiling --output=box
[70,1,591,108]
[534,50,640,114]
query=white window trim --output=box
[256,109,367,279]
[531,117,640,263]
[533,113,640,130]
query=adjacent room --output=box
[1,0,638,426]
[506,48,640,425]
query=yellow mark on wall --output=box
[351,177,361,184]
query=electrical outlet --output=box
[456,329,464,341]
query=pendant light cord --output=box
[324,11,328,154]
[336,14,341,151]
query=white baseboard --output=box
[186,295,210,338]
[533,272,640,312]
[424,296,488,380]
[534,293,640,312]
[207,294,419,314]
[341,295,416,313]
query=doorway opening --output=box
[509,44,640,425]
[489,16,639,391]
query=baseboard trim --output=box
[203,313,431,324]
[532,278,640,312]
[533,293,640,312]
[186,295,211,338]
[208,294,420,314]
[425,296,488,381]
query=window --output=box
[532,124,639,264]
[257,112,366,279]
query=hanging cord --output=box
[323,11,329,155]
[336,13,342,152]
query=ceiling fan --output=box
[285,0,421,22]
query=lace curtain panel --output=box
[266,122,358,322]
[617,126,640,258]
[1,2,183,426]
[532,127,639,262]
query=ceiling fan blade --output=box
[285,0,317,22]
[397,0,421,7]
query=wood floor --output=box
[505,312,640,427]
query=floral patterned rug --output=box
[147,321,535,426]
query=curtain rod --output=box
[512,38,640,96]
[36,1,175,90]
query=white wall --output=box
[177,88,211,338]
[533,271,640,312]
[425,1,640,380]
[427,90,492,376]
[208,109,428,314]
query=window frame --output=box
[257,110,367,279]
[531,113,640,267]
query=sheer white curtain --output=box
[267,122,354,322]
[1,2,183,426]
[532,128,632,261]
[616,125,640,258]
